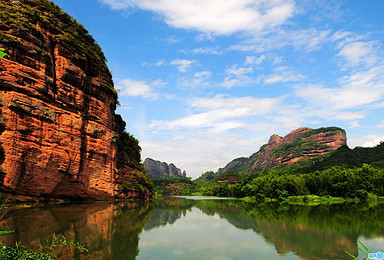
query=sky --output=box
[51,0,384,178]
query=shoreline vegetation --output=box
[241,194,384,206]
[151,164,384,206]
[151,141,384,207]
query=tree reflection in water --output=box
[1,198,384,259]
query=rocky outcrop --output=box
[218,127,347,173]
[0,0,151,200]
[143,158,187,179]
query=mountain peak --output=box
[218,126,347,174]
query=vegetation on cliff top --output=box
[0,0,114,92]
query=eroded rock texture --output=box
[0,0,151,200]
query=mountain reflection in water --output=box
[1,197,384,259]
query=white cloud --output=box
[180,71,212,88]
[99,0,133,9]
[148,94,280,132]
[100,0,295,35]
[296,62,384,113]
[348,135,384,149]
[155,60,166,66]
[231,28,332,53]
[190,47,222,55]
[195,32,215,42]
[142,59,167,67]
[194,71,211,79]
[331,30,352,41]
[226,65,253,77]
[263,67,306,84]
[117,79,158,99]
[245,55,266,65]
[338,41,379,67]
[296,85,380,110]
[170,59,196,72]
[362,135,384,147]
[221,64,253,88]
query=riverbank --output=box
[241,193,384,205]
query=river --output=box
[1,196,383,259]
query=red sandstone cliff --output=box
[0,0,151,200]
[251,127,347,171]
[218,127,347,173]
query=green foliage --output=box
[120,168,153,198]
[345,239,371,259]
[194,171,218,183]
[0,226,13,235]
[151,177,196,196]
[0,233,88,260]
[114,115,141,169]
[196,164,384,202]
[0,48,8,59]
[274,140,329,158]
[116,131,141,167]
[299,126,345,139]
[213,170,242,182]
[40,233,88,253]
[0,245,55,260]
[196,136,384,201]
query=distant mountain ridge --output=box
[218,127,347,174]
[144,158,187,179]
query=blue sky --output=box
[51,0,384,178]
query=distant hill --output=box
[218,127,347,174]
[144,158,187,179]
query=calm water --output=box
[1,197,384,259]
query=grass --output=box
[345,239,373,260]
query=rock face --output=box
[143,158,187,179]
[0,0,151,200]
[218,127,347,174]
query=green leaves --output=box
[0,48,9,59]
[345,239,370,259]
[0,226,13,235]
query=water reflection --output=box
[1,201,152,259]
[1,198,384,259]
